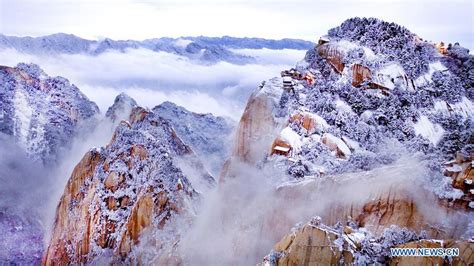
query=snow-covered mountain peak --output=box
[14,63,47,79]
[153,101,234,175]
[105,92,138,122]
[220,19,473,264]
[258,18,473,192]
[0,63,99,162]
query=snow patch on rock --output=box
[415,61,447,87]
[174,38,193,48]
[375,63,406,90]
[280,127,302,154]
[13,89,33,149]
[413,115,444,145]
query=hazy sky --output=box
[0,0,473,49]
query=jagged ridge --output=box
[44,106,215,264]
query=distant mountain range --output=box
[0,33,314,64]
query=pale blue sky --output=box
[0,0,472,49]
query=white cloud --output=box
[177,155,457,264]
[231,48,307,65]
[79,84,243,119]
[0,47,303,119]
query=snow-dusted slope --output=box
[44,106,215,264]
[153,101,234,175]
[287,18,473,191]
[0,63,99,264]
[0,210,43,264]
[0,63,99,161]
[231,17,473,201]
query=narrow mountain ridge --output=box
[44,105,215,264]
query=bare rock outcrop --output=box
[232,79,283,163]
[220,78,284,179]
[444,152,474,208]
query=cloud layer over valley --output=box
[0,47,306,119]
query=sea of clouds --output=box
[0,47,307,120]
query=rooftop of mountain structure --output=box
[0,63,99,162]
[44,105,215,264]
[153,101,234,175]
[105,93,138,122]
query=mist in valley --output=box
[173,146,470,264]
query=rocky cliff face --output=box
[231,79,284,163]
[220,79,284,180]
[43,106,215,264]
[261,221,356,265]
[0,63,99,161]
[273,158,467,240]
[444,152,474,208]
